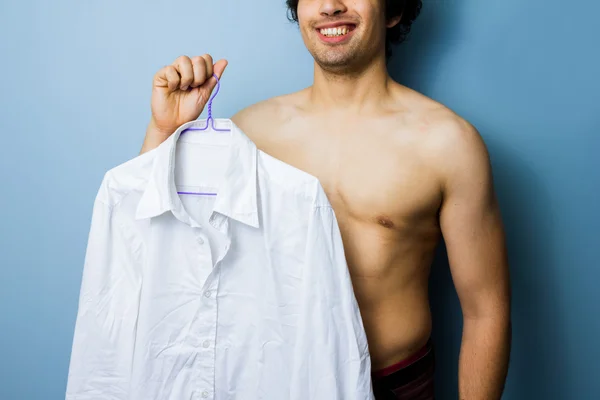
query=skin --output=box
[140,0,511,398]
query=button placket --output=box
[196,281,217,398]
[192,226,215,289]
[212,218,232,270]
[195,225,220,400]
[193,228,207,246]
[193,215,230,400]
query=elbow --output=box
[462,295,511,326]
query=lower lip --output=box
[316,27,355,44]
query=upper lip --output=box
[315,21,356,29]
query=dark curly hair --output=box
[286,0,422,60]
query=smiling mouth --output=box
[317,24,356,38]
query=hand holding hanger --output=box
[148,54,228,139]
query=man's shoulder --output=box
[427,106,481,148]
[396,85,485,161]
[235,92,303,142]
[413,98,492,193]
[392,84,490,184]
[231,98,277,134]
[231,90,306,139]
[431,109,487,166]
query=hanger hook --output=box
[207,73,221,121]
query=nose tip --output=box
[320,1,347,17]
[323,9,343,16]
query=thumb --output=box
[213,59,228,80]
[201,59,228,95]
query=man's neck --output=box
[309,56,392,113]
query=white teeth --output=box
[320,25,351,37]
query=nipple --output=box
[377,216,395,229]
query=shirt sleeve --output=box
[66,195,143,400]
[290,205,375,400]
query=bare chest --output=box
[254,125,443,233]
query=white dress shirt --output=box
[66,119,374,400]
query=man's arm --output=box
[140,118,171,155]
[437,117,511,399]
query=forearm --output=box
[139,118,171,155]
[458,316,511,400]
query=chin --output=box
[316,57,354,70]
[313,48,362,71]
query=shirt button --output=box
[202,391,209,398]
[204,290,212,298]
[198,237,205,245]
[203,340,210,348]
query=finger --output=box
[173,56,194,91]
[164,65,181,92]
[200,54,214,81]
[213,59,228,80]
[190,56,207,88]
[199,59,228,94]
[154,65,173,88]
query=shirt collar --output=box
[135,119,260,229]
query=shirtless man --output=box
[139,1,511,398]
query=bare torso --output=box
[233,81,456,370]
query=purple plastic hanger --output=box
[177,73,229,197]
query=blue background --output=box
[0,0,598,399]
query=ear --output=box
[386,13,402,28]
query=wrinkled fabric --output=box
[66,119,374,400]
